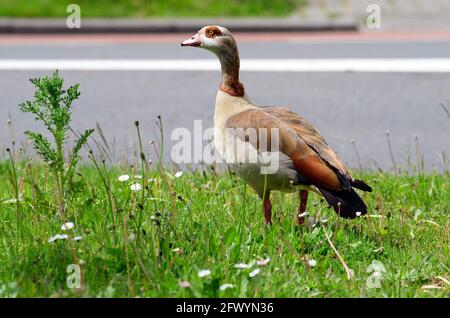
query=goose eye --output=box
[206,30,215,38]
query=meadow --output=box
[0,72,448,298]
[0,160,449,297]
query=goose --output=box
[181,25,372,225]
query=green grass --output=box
[0,158,448,297]
[0,0,307,18]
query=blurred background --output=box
[0,0,449,172]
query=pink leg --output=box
[298,190,309,225]
[263,197,272,225]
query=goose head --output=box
[181,25,238,57]
[182,25,244,97]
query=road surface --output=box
[0,32,449,172]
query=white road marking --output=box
[0,59,450,72]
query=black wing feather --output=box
[318,186,368,219]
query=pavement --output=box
[300,0,450,32]
[0,32,449,172]
[1,0,450,34]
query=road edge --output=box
[0,18,358,34]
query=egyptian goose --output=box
[182,26,372,225]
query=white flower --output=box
[234,263,251,269]
[61,222,74,231]
[256,258,271,266]
[356,211,362,217]
[179,281,191,288]
[249,268,260,278]
[198,269,211,278]
[118,174,130,182]
[73,236,83,241]
[298,212,307,218]
[174,171,184,178]
[130,183,142,192]
[307,259,317,267]
[48,234,69,243]
[172,248,181,254]
[219,284,234,291]
[128,233,136,242]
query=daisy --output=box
[219,284,234,291]
[130,183,142,192]
[249,268,260,278]
[118,174,130,182]
[61,222,74,231]
[73,236,83,241]
[48,234,69,243]
[172,248,181,254]
[256,258,271,266]
[198,269,211,278]
[234,263,251,269]
[179,281,191,288]
[174,171,184,178]
[307,259,317,267]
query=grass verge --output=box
[0,0,307,18]
[0,159,448,297]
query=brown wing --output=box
[225,108,344,191]
[262,106,351,178]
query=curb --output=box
[0,18,358,34]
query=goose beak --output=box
[181,33,202,47]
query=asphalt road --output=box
[0,33,449,171]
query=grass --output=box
[0,0,307,18]
[0,73,448,298]
[0,157,448,297]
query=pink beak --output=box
[181,33,202,47]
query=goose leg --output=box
[298,190,308,225]
[263,197,272,225]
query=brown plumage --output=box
[182,26,372,224]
